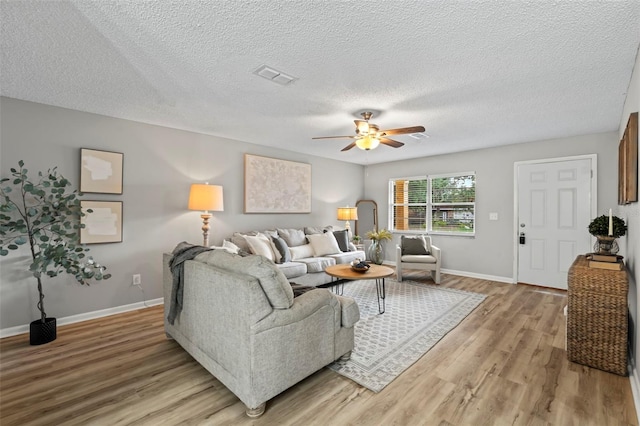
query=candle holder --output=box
[594,235,619,255]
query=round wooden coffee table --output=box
[325,264,394,314]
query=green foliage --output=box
[352,235,362,243]
[366,228,392,241]
[588,215,627,238]
[0,161,111,321]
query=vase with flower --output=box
[365,229,392,265]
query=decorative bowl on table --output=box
[350,259,370,273]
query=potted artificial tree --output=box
[0,161,111,345]
[588,213,627,255]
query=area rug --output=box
[328,279,486,392]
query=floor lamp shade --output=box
[188,184,224,212]
[188,183,224,247]
[337,207,358,222]
[337,206,358,234]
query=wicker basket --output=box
[567,255,628,375]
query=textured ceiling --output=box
[1,1,639,165]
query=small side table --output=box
[566,255,628,375]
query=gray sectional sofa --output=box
[163,250,360,417]
[227,226,366,286]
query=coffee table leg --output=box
[375,278,386,314]
[332,278,344,296]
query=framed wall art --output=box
[244,154,311,213]
[80,148,124,194]
[80,201,123,244]
[618,112,638,205]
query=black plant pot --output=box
[29,317,57,345]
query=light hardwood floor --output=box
[1,273,637,425]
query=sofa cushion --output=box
[290,243,314,260]
[276,261,307,279]
[307,232,342,256]
[304,225,333,235]
[401,235,430,255]
[296,257,335,273]
[277,228,307,247]
[327,250,366,265]
[271,236,291,263]
[332,230,350,252]
[195,250,294,309]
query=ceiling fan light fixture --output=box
[355,135,380,150]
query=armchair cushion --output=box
[196,250,294,309]
[401,254,438,264]
[401,235,430,255]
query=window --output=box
[390,172,475,235]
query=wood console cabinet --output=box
[567,255,628,375]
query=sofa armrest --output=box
[252,289,340,333]
[334,295,360,328]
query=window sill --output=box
[392,230,475,238]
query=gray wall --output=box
[618,47,639,367]
[363,132,619,279]
[0,97,364,329]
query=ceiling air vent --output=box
[253,65,297,86]
[408,132,430,140]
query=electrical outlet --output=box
[132,274,141,286]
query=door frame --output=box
[512,154,598,284]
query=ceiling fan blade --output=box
[312,135,355,140]
[380,137,405,148]
[341,142,357,151]
[379,126,426,136]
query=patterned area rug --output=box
[329,279,486,392]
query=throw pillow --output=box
[401,235,430,255]
[307,232,342,256]
[289,243,315,260]
[244,234,276,262]
[222,240,240,254]
[277,228,307,247]
[272,236,292,263]
[333,230,350,252]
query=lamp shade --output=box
[337,206,358,221]
[355,135,380,151]
[188,183,224,212]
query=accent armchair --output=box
[396,235,441,284]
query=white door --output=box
[517,158,593,289]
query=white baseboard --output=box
[441,268,513,284]
[628,357,640,424]
[0,298,164,339]
[380,261,513,284]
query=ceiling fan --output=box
[312,112,425,151]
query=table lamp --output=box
[188,183,224,246]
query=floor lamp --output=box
[188,183,224,247]
[337,206,358,237]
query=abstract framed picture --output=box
[80,201,123,244]
[244,154,311,213]
[80,148,124,194]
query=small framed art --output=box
[80,148,124,194]
[80,201,123,244]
